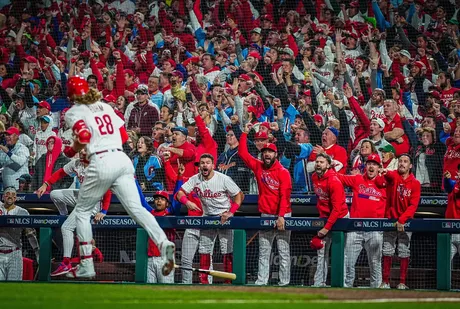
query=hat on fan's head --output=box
[153,191,170,201]
[171,126,188,136]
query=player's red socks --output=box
[199,254,211,284]
[382,255,392,283]
[399,257,409,284]
[63,257,71,265]
[223,253,233,284]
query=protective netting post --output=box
[437,233,451,290]
[38,227,52,282]
[331,231,345,288]
[233,229,246,285]
[135,228,148,283]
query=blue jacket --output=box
[133,154,164,191]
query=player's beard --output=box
[315,165,327,177]
[201,167,211,178]
[263,156,276,169]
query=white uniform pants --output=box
[181,229,199,284]
[198,229,233,255]
[74,151,167,257]
[452,234,460,262]
[51,189,100,258]
[344,231,383,288]
[383,231,412,258]
[313,234,331,287]
[147,256,174,284]
[255,213,291,286]
[0,249,22,281]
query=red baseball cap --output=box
[366,153,381,165]
[261,143,277,153]
[102,94,117,103]
[153,191,169,201]
[37,101,51,110]
[239,74,251,81]
[254,131,269,140]
[259,122,270,130]
[124,69,135,77]
[183,56,200,66]
[248,51,262,60]
[247,106,257,114]
[310,235,324,250]
[25,56,38,64]
[428,90,441,100]
[5,127,20,135]
[314,114,323,123]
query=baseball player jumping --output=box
[176,153,244,284]
[35,148,111,276]
[0,187,39,281]
[238,125,293,286]
[62,76,175,278]
[337,153,387,288]
[311,153,349,287]
[380,154,421,289]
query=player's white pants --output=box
[0,249,22,281]
[181,229,199,284]
[344,231,383,288]
[74,151,168,258]
[51,188,100,258]
[313,234,331,287]
[147,256,175,284]
[451,234,460,261]
[383,231,412,258]
[50,189,79,215]
[199,229,233,254]
[255,213,292,286]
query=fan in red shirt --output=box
[383,100,410,157]
[444,127,460,180]
[337,153,386,288]
[311,153,349,287]
[380,154,421,290]
[443,167,460,262]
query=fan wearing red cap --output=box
[33,114,56,165]
[63,72,177,279]
[0,126,30,189]
[238,125,293,286]
[311,152,349,287]
[335,152,387,288]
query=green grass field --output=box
[1,283,460,309]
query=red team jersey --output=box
[238,133,292,217]
[383,114,410,157]
[309,144,348,174]
[147,209,175,257]
[443,138,460,179]
[337,174,387,218]
[384,170,421,224]
[312,169,349,230]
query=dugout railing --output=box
[1,216,459,290]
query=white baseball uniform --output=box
[181,171,241,256]
[452,234,460,261]
[65,101,169,264]
[0,205,38,281]
[50,159,103,259]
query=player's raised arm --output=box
[175,178,200,212]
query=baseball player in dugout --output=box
[238,123,293,286]
[176,153,244,284]
[443,165,460,262]
[62,76,175,279]
[336,154,387,288]
[0,187,39,281]
[311,153,349,287]
[380,154,421,290]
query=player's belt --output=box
[0,247,20,254]
[89,148,123,159]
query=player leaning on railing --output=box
[0,187,39,281]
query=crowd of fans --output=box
[1,0,460,195]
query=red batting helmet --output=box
[68,76,89,98]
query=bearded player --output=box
[176,153,244,284]
[336,153,386,288]
[62,76,175,278]
[380,154,421,290]
[35,148,111,276]
[311,153,349,287]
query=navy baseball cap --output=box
[171,126,188,136]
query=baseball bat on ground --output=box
[174,264,237,280]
